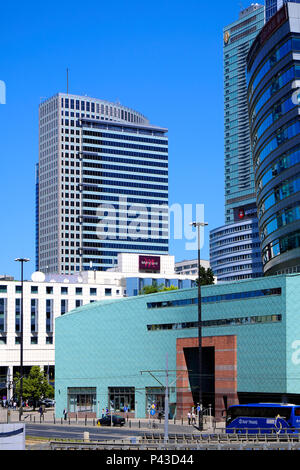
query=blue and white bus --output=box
[225,403,300,434]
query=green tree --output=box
[14,366,54,409]
[139,280,178,295]
[195,267,215,286]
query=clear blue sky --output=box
[0,0,246,280]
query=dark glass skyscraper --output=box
[265,0,300,21]
[248,2,300,275]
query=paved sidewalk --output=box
[0,407,225,433]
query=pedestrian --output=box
[39,405,43,417]
[102,409,105,418]
[13,401,17,410]
[63,408,67,421]
[187,411,191,425]
[192,411,196,424]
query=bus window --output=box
[294,408,300,416]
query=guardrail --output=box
[46,432,300,451]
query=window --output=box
[31,286,38,294]
[31,299,38,333]
[67,387,96,413]
[61,299,68,315]
[105,288,112,296]
[46,299,53,333]
[61,287,68,295]
[108,387,135,412]
[76,287,83,295]
[90,288,97,296]
[46,286,53,294]
[0,299,7,333]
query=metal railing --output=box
[47,432,300,451]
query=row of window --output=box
[259,172,300,218]
[82,153,168,168]
[82,170,168,183]
[82,161,168,176]
[0,336,54,346]
[82,145,169,161]
[248,37,299,98]
[82,121,166,138]
[261,203,300,241]
[263,228,300,264]
[61,97,145,124]
[146,288,282,309]
[0,285,103,296]
[83,131,167,146]
[251,65,300,120]
[147,314,282,332]
[81,178,168,192]
[82,138,168,154]
[257,145,300,193]
[82,187,169,199]
[253,92,296,146]
[255,120,300,169]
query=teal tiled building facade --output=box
[55,275,300,420]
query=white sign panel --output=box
[0,424,25,450]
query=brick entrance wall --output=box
[176,335,238,420]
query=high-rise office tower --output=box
[248,2,300,275]
[265,0,300,21]
[210,4,265,282]
[38,93,169,274]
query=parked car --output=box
[40,398,55,408]
[97,415,125,427]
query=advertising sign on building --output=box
[139,256,161,272]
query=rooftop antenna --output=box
[66,68,69,94]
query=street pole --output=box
[190,222,208,432]
[164,353,169,444]
[15,258,30,420]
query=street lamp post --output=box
[190,222,208,431]
[15,258,30,420]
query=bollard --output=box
[83,432,89,442]
[139,420,140,428]
[85,415,87,426]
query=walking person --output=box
[192,411,196,425]
[187,411,191,425]
[63,408,67,421]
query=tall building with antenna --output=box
[37,93,169,274]
[210,3,265,282]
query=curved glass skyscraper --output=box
[248,3,300,275]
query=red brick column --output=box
[176,335,238,420]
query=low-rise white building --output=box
[0,253,196,401]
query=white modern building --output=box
[38,93,169,275]
[0,253,196,401]
[175,259,210,276]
